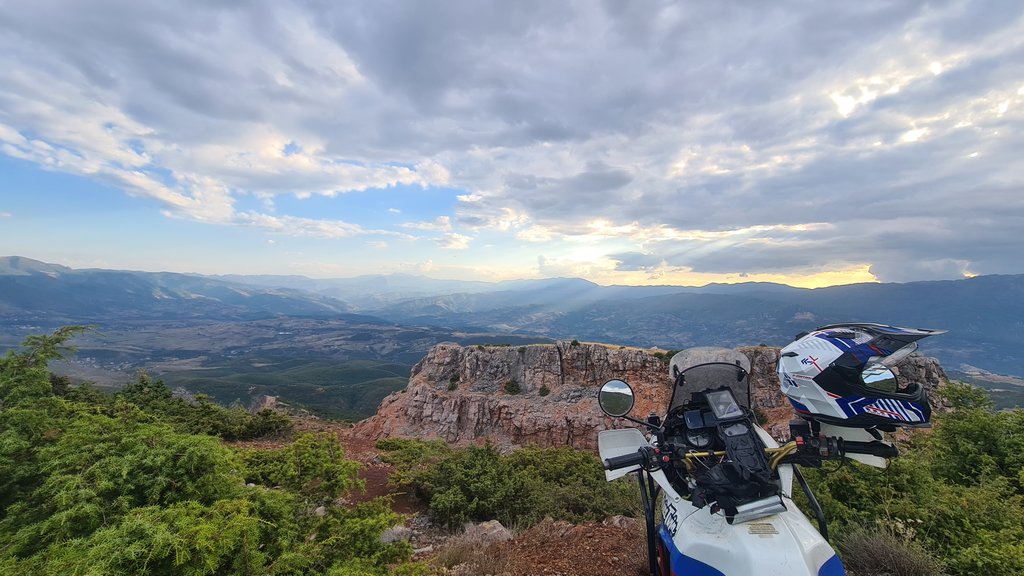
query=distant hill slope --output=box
[0,256,353,322]
[365,274,1024,377]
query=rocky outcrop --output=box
[247,393,320,420]
[353,342,948,450]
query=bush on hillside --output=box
[240,432,362,502]
[0,329,410,575]
[799,381,1024,576]
[377,440,639,528]
[116,373,292,440]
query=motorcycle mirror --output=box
[862,363,899,393]
[599,379,635,417]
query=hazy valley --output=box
[3,255,1023,413]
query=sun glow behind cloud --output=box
[596,265,880,290]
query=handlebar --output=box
[604,447,653,471]
[839,439,899,458]
[606,436,898,473]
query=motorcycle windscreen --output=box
[668,348,752,413]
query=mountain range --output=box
[2,256,1023,407]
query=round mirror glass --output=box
[599,379,635,417]
[863,363,898,393]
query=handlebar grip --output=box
[841,440,899,459]
[604,451,647,471]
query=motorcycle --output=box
[597,324,943,576]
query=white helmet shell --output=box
[778,323,943,429]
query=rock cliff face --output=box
[353,342,948,450]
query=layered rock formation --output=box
[353,341,948,450]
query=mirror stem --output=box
[616,413,662,432]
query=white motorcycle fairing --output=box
[598,428,845,576]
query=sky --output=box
[0,0,1022,288]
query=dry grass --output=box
[839,528,946,576]
[430,530,512,576]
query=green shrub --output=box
[117,373,292,440]
[375,438,452,494]
[798,382,1024,576]
[504,378,521,395]
[377,441,639,529]
[240,432,362,502]
[0,329,407,576]
[650,350,681,366]
[539,385,551,397]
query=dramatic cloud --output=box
[0,0,1022,283]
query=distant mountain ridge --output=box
[3,256,1023,378]
[0,256,353,322]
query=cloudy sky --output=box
[1,0,1022,287]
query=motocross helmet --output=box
[777,323,945,430]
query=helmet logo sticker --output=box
[800,355,823,371]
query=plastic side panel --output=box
[659,526,727,576]
[817,554,846,575]
[754,425,780,449]
[663,497,835,575]
[597,428,648,481]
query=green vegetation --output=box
[377,439,639,529]
[801,382,1024,576]
[598,390,632,415]
[948,370,1024,411]
[0,329,413,575]
[115,373,292,439]
[159,358,410,421]
[538,384,550,397]
[7,327,1021,575]
[650,349,681,366]
[503,378,521,395]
